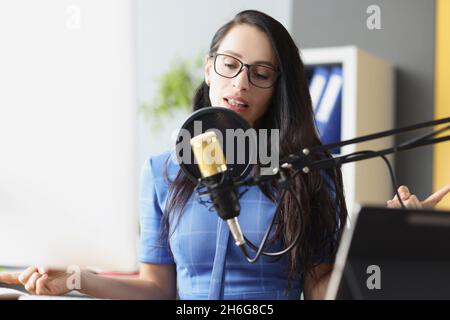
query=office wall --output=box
[292,0,436,199]
[136,0,292,167]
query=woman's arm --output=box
[0,262,176,299]
[80,262,177,300]
[303,264,333,300]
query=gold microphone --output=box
[190,131,246,247]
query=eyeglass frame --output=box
[209,53,280,89]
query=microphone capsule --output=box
[190,132,227,178]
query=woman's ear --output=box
[204,55,212,86]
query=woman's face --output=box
[205,24,277,127]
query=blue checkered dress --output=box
[138,150,332,300]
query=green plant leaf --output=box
[139,54,203,126]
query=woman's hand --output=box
[0,265,72,296]
[387,185,450,209]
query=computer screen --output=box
[326,205,450,299]
[0,0,139,272]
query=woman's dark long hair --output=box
[162,10,347,290]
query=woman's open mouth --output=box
[223,97,248,112]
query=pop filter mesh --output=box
[176,107,257,184]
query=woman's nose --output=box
[232,67,250,90]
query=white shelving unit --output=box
[301,46,395,218]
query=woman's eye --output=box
[255,73,269,79]
[224,63,237,69]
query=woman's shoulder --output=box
[145,149,180,180]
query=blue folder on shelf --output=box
[309,66,330,112]
[314,66,343,154]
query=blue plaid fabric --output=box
[139,150,305,300]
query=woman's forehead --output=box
[217,24,276,65]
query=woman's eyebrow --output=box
[224,50,276,69]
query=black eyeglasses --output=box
[210,53,279,89]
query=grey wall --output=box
[292,0,436,199]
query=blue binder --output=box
[314,66,342,154]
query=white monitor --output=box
[0,0,138,272]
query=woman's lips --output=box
[223,98,248,112]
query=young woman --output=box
[1,10,448,300]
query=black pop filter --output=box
[175,106,257,184]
